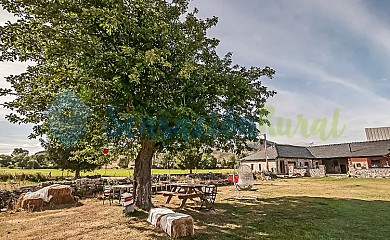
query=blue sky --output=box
[1,0,390,154]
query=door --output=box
[340,164,347,174]
[280,161,286,174]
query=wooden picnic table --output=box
[162,183,207,208]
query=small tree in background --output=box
[176,148,204,174]
[161,151,176,170]
[200,154,218,169]
[41,138,110,178]
[11,148,30,169]
[0,154,12,168]
[27,159,41,169]
[118,157,130,169]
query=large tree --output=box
[0,0,276,210]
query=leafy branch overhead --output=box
[0,0,276,209]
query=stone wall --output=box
[0,178,120,211]
[288,165,326,177]
[349,168,390,178]
[0,186,38,211]
[0,173,230,211]
[0,190,11,210]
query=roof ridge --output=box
[307,139,390,148]
[276,143,308,148]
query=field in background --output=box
[0,168,234,177]
[2,177,390,239]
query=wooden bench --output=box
[160,191,177,204]
[160,191,176,196]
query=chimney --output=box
[348,143,352,152]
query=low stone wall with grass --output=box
[0,173,231,211]
[349,168,390,178]
[289,165,326,177]
[0,190,11,211]
[0,178,117,211]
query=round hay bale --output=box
[48,185,74,205]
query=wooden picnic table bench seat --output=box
[177,193,203,199]
[161,191,202,198]
[160,191,177,196]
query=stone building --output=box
[241,140,390,176]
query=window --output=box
[356,163,361,168]
[258,164,262,171]
[288,162,296,167]
[333,160,339,167]
[371,160,381,167]
[304,162,309,167]
[251,164,254,171]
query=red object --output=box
[228,175,239,183]
[103,148,109,155]
[124,197,133,202]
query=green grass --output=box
[186,177,390,240]
[0,168,233,177]
[191,196,390,240]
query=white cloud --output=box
[301,0,390,54]
[190,0,390,145]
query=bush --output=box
[27,160,41,169]
[0,172,13,181]
[0,172,49,182]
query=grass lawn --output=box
[2,177,390,239]
[0,168,234,177]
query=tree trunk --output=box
[189,168,193,174]
[75,169,81,178]
[133,140,156,210]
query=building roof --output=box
[276,144,315,158]
[365,127,390,141]
[241,146,278,161]
[241,144,314,161]
[245,140,277,150]
[241,140,390,161]
[307,140,390,158]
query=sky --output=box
[1,0,390,154]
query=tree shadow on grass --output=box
[124,209,168,239]
[183,197,390,240]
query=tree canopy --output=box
[0,0,276,209]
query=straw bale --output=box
[147,208,175,227]
[21,198,44,212]
[160,213,194,238]
[13,193,25,210]
[48,185,74,205]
